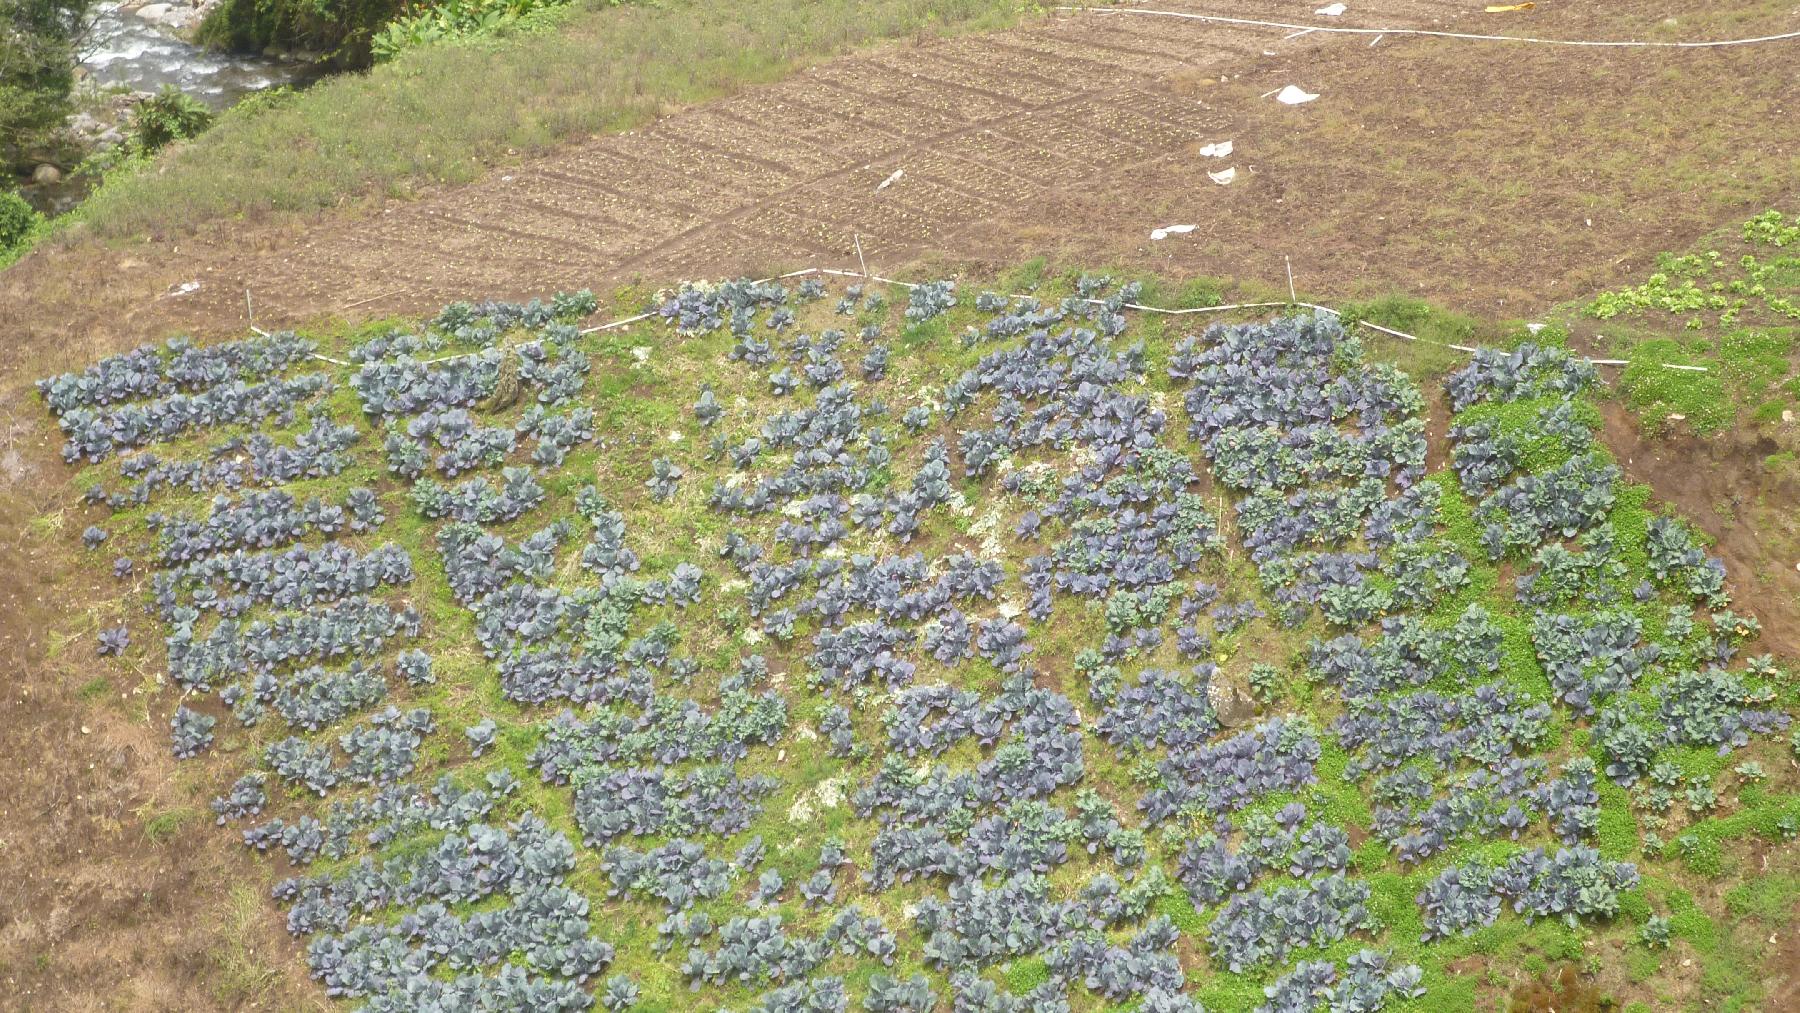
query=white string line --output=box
[1055,5,1800,49]
[576,311,659,337]
[804,269,1702,372]
[307,264,1706,373]
[1349,319,1714,372]
[1355,319,1479,354]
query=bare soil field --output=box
[1,0,1798,1007]
[6,0,1798,370]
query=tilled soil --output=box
[8,0,1799,381]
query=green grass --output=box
[1004,955,1048,994]
[53,0,1029,246]
[144,806,203,844]
[1723,873,1800,922]
[1336,293,1525,387]
[1613,337,1734,435]
[207,883,288,1004]
[1586,209,1800,437]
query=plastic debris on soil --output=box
[1150,224,1197,240]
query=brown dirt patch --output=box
[1771,905,1800,1013]
[1508,964,1612,1012]
[1595,398,1800,658]
[0,391,325,1010]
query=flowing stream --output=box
[81,3,310,108]
[21,5,315,213]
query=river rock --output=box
[1207,671,1258,728]
[136,2,198,27]
[32,164,62,185]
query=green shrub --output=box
[1153,891,1205,935]
[372,0,585,59]
[1,0,92,169]
[131,87,214,154]
[1723,874,1800,922]
[0,190,42,251]
[198,0,407,68]
[1674,831,1723,877]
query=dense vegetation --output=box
[0,0,92,170]
[197,0,412,67]
[37,271,1800,1010]
[0,187,42,252]
[368,0,585,61]
[195,0,591,66]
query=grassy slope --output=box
[63,0,1026,242]
[1576,209,1800,441]
[40,264,1800,1011]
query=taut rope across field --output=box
[290,262,1705,374]
[1055,6,1800,49]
